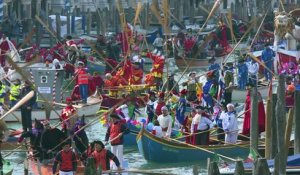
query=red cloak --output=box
[242,90,266,136]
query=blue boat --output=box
[124,123,140,147]
[87,59,105,74]
[137,127,249,163]
[220,154,300,174]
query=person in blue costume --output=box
[146,91,156,123]
[261,44,275,81]
[208,57,221,81]
[175,89,187,126]
[202,72,215,109]
[237,58,248,89]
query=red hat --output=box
[180,89,187,95]
[207,71,214,77]
[158,92,165,98]
[66,97,72,103]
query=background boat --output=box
[137,128,249,163]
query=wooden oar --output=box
[0,91,34,120]
[169,137,236,161]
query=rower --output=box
[75,61,89,104]
[221,103,238,144]
[52,140,77,175]
[9,79,21,107]
[61,97,77,136]
[92,140,122,171]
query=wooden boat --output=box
[175,56,223,70]
[231,83,270,102]
[28,158,85,175]
[101,94,148,108]
[136,127,249,163]
[220,154,300,174]
[4,96,102,122]
[124,123,140,147]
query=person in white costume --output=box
[151,120,163,138]
[157,106,173,138]
[222,103,239,144]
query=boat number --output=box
[41,76,48,83]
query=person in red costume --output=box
[61,97,77,135]
[242,83,266,136]
[70,85,81,101]
[218,23,232,53]
[154,92,166,117]
[105,58,119,75]
[130,62,143,85]
[0,34,10,67]
[75,61,89,103]
[146,51,165,90]
[92,72,104,93]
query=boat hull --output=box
[137,128,249,163]
[4,98,102,122]
[231,85,269,102]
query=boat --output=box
[4,96,102,122]
[136,127,249,163]
[28,158,85,175]
[220,154,300,174]
[175,56,223,70]
[231,82,270,102]
[101,94,148,108]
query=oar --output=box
[169,136,236,161]
[0,91,35,120]
[102,168,177,175]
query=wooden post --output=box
[285,108,294,155]
[275,74,287,175]
[234,160,245,175]
[295,90,300,154]
[271,93,278,158]
[71,10,76,34]
[253,158,270,175]
[24,158,28,175]
[250,87,259,152]
[208,161,220,175]
[55,13,61,40]
[87,8,91,35]
[192,165,199,175]
[67,11,71,35]
[84,157,97,175]
[265,96,272,159]
[96,8,101,35]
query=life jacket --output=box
[59,150,75,171]
[92,149,108,170]
[10,84,20,101]
[0,85,6,104]
[110,122,122,145]
[77,69,89,85]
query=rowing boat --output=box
[4,96,102,122]
[137,127,249,163]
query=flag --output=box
[245,147,259,163]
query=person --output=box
[105,113,129,168]
[182,109,196,144]
[246,58,259,86]
[191,106,213,145]
[286,84,295,110]
[80,142,95,166]
[52,140,77,175]
[153,34,164,52]
[151,120,163,138]
[20,80,36,133]
[237,58,248,90]
[146,91,156,123]
[222,103,238,144]
[242,83,266,136]
[157,106,173,138]
[52,58,62,69]
[73,116,89,154]
[9,79,21,107]
[92,72,104,93]
[261,44,275,81]
[0,81,6,106]
[162,73,179,94]
[92,140,122,171]
[130,62,143,85]
[146,51,165,90]
[208,57,221,81]
[154,92,166,117]
[182,71,199,102]
[61,97,77,136]
[41,121,66,161]
[75,61,89,103]
[175,89,187,126]
[6,66,22,82]
[223,64,234,106]
[116,99,140,122]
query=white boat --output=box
[231,83,270,102]
[4,96,102,122]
